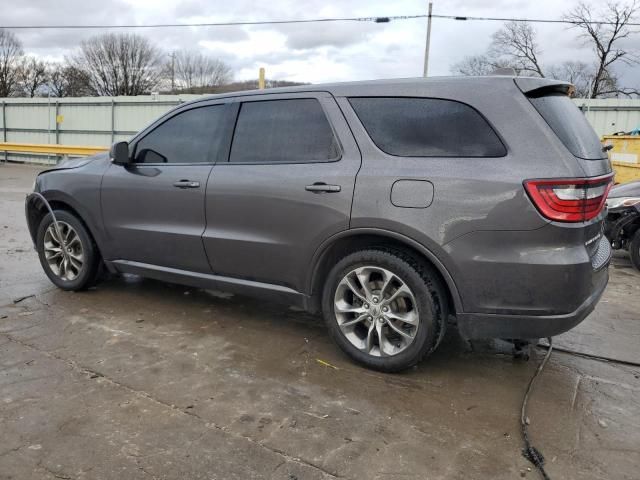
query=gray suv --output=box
[26,76,613,372]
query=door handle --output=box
[305,183,341,193]
[173,180,200,189]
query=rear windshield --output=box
[349,97,506,157]
[529,93,605,160]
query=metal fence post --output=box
[55,101,61,164]
[2,101,6,164]
[54,101,60,145]
[110,99,115,144]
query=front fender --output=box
[28,160,110,258]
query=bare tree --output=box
[490,21,545,77]
[48,63,94,97]
[547,61,593,97]
[564,1,639,97]
[451,22,545,77]
[450,8,639,98]
[450,54,512,76]
[71,33,163,96]
[168,50,232,93]
[0,29,23,97]
[453,54,596,98]
[17,56,48,97]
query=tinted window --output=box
[529,93,605,160]
[230,99,340,163]
[135,105,224,164]
[349,97,506,157]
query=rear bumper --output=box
[456,267,608,339]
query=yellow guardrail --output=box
[0,142,108,157]
[603,135,640,184]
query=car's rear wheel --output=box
[36,210,101,291]
[322,249,447,372]
[630,229,640,271]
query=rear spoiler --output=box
[514,77,572,97]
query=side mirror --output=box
[110,141,131,165]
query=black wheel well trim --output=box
[307,228,463,313]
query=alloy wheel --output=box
[43,221,84,281]
[333,266,420,357]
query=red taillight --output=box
[524,174,614,222]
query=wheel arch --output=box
[307,228,462,315]
[26,191,104,257]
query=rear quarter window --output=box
[348,97,506,157]
[528,93,605,160]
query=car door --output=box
[203,92,361,292]
[101,101,231,273]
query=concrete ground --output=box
[1,162,639,480]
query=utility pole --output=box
[169,52,175,93]
[423,2,433,77]
[258,67,265,90]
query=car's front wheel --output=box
[322,249,447,372]
[36,210,102,291]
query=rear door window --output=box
[528,93,606,160]
[348,97,506,157]
[229,98,340,163]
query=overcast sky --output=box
[4,0,640,86]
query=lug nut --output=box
[372,297,379,304]
[367,316,373,321]
[363,303,369,309]
[382,306,389,312]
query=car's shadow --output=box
[64,272,534,379]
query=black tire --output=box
[630,230,640,271]
[322,248,448,373]
[36,209,102,291]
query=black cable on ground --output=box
[536,342,640,369]
[521,337,553,480]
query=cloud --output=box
[0,0,637,89]
[283,22,377,50]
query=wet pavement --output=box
[1,163,639,480]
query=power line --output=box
[1,13,639,30]
[432,13,640,26]
[0,15,421,30]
